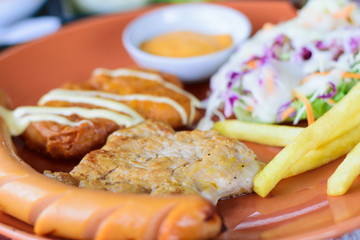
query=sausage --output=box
[0,92,222,240]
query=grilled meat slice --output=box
[46,120,263,203]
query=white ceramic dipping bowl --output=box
[0,0,46,26]
[122,3,251,82]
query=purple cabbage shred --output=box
[276,100,293,122]
[301,47,312,60]
[318,82,337,99]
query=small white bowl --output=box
[71,0,150,14]
[0,0,46,26]
[122,3,251,82]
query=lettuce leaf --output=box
[333,79,357,102]
[289,98,332,121]
[289,79,358,121]
[233,79,358,124]
[233,105,265,123]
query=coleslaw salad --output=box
[199,0,360,130]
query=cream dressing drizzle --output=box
[0,106,142,136]
[38,90,143,121]
[40,89,188,125]
[94,68,201,124]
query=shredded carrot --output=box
[246,105,254,112]
[262,23,274,31]
[247,60,257,69]
[265,73,275,94]
[333,3,356,19]
[301,71,360,85]
[327,99,336,105]
[292,90,315,125]
[300,71,330,85]
[300,22,313,28]
[342,72,360,79]
[280,107,296,122]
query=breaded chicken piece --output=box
[22,68,200,159]
[87,67,200,128]
[45,120,264,203]
[22,115,119,160]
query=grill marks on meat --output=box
[45,120,263,203]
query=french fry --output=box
[327,142,360,196]
[254,82,360,197]
[287,124,360,178]
[213,119,360,179]
[212,120,303,147]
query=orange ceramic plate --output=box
[1,1,359,239]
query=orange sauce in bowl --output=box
[139,31,233,58]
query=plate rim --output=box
[1,1,359,239]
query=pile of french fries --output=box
[213,82,360,197]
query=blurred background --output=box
[0,0,305,49]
